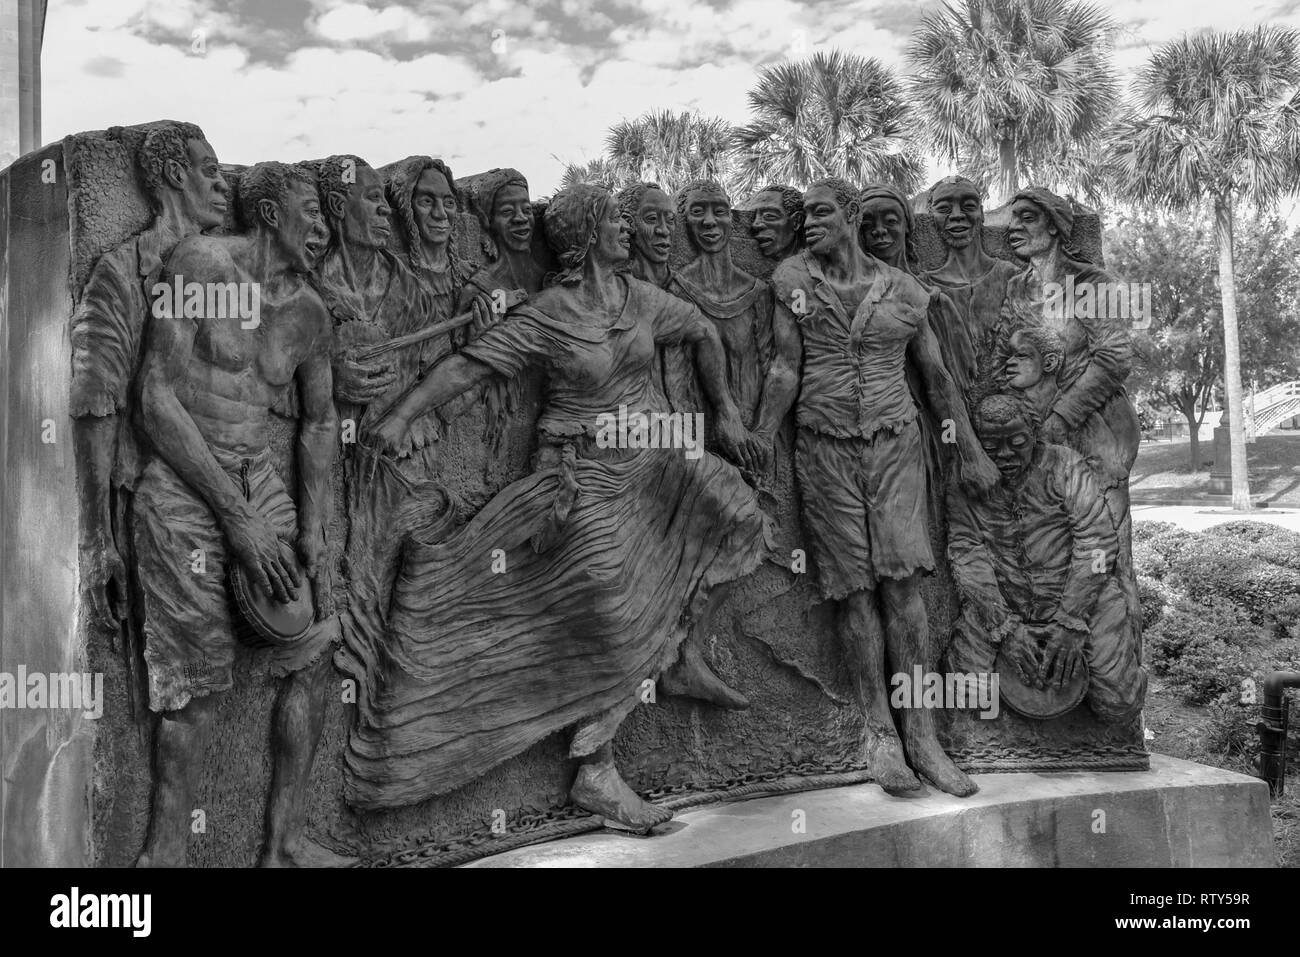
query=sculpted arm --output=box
[294,304,339,608]
[908,312,998,494]
[752,294,802,447]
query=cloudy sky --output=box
[41,0,1300,193]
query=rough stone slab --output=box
[466,755,1274,868]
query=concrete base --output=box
[467,755,1274,867]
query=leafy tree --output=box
[732,49,925,194]
[605,109,736,195]
[1103,27,1300,508]
[1109,210,1300,471]
[906,0,1118,204]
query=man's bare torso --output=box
[166,236,327,457]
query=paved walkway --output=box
[1132,504,1300,532]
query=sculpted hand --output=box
[333,352,398,405]
[82,534,127,631]
[297,520,334,620]
[367,411,414,458]
[465,288,528,342]
[226,511,301,605]
[714,408,750,469]
[1001,624,1041,688]
[961,447,1001,496]
[1037,624,1087,689]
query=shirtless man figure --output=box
[133,161,346,867]
[762,178,999,797]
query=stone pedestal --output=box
[467,755,1274,868]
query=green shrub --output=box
[1145,599,1261,705]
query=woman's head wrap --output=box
[858,182,917,272]
[543,183,612,286]
[1011,186,1087,263]
[464,167,529,261]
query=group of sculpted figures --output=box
[68,120,1146,866]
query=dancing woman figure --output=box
[345,184,772,831]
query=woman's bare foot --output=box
[570,757,674,834]
[908,740,979,798]
[863,732,921,795]
[659,640,750,710]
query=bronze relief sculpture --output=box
[46,117,1150,867]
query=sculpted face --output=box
[682,187,731,254]
[343,164,392,249]
[979,416,1036,483]
[632,187,675,264]
[276,179,328,274]
[413,167,456,247]
[181,138,230,231]
[491,183,533,254]
[592,196,632,265]
[802,185,856,257]
[1007,199,1056,260]
[929,182,984,250]
[748,189,798,259]
[1005,330,1060,389]
[860,196,907,263]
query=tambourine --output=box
[995,643,1089,719]
[230,543,314,648]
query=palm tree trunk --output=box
[1213,195,1252,510]
[997,134,1017,206]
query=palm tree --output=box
[556,157,625,192]
[1102,27,1300,509]
[906,0,1118,204]
[732,49,926,195]
[604,110,737,195]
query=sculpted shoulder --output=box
[163,233,238,283]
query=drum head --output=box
[231,545,314,646]
[996,646,1088,720]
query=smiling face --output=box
[802,185,856,256]
[1007,199,1057,260]
[631,187,675,264]
[413,167,456,248]
[276,179,328,274]
[929,181,983,250]
[979,415,1036,483]
[748,189,798,258]
[342,164,391,250]
[860,196,907,263]
[682,187,731,254]
[181,138,230,231]
[491,183,533,254]
[591,195,632,266]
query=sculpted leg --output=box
[659,583,750,710]
[261,654,356,867]
[880,576,978,797]
[136,693,221,867]
[840,590,920,794]
[569,738,673,834]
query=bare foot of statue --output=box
[259,836,359,868]
[659,639,750,710]
[907,738,979,798]
[570,755,674,834]
[863,730,921,795]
